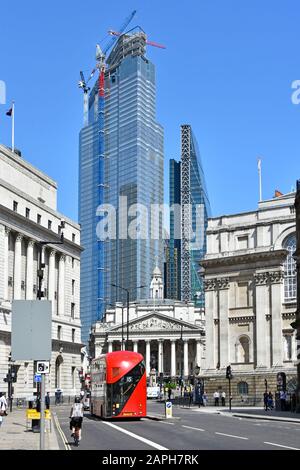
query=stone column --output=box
[14,234,23,299]
[48,250,56,310]
[133,341,138,353]
[254,272,269,368]
[196,340,202,369]
[158,340,164,374]
[58,255,65,316]
[26,240,35,300]
[3,228,10,300]
[108,341,113,353]
[217,277,230,368]
[204,279,216,369]
[183,339,189,377]
[145,340,151,377]
[171,339,176,377]
[292,332,297,361]
[270,271,284,367]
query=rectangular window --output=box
[57,325,62,340]
[237,236,248,250]
[26,208,30,218]
[13,201,18,212]
[72,329,75,343]
[72,258,75,269]
[37,214,41,224]
[72,233,76,243]
[72,280,75,296]
[71,303,75,319]
[48,220,52,230]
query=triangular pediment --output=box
[108,311,201,334]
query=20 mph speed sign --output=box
[37,361,50,374]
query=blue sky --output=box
[1,0,299,222]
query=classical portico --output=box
[90,267,205,379]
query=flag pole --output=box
[11,101,15,153]
[257,158,262,202]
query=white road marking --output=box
[264,442,300,450]
[102,421,168,450]
[159,421,175,425]
[182,425,205,432]
[215,432,248,440]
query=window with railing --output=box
[283,234,296,301]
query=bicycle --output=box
[70,416,82,447]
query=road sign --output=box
[165,401,173,419]
[34,374,42,383]
[12,301,52,361]
[37,361,50,374]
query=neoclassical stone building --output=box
[90,267,205,380]
[0,145,83,398]
[201,192,297,402]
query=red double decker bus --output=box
[90,351,146,419]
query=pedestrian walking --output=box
[167,387,172,401]
[189,386,193,407]
[267,391,273,410]
[55,388,62,405]
[221,391,226,406]
[202,391,207,406]
[45,392,50,410]
[213,390,220,406]
[0,392,7,426]
[263,391,269,411]
[280,390,286,411]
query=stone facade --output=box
[0,145,83,399]
[90,267,205,381]
[201,192,297,403]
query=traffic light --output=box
[226,365,232,380]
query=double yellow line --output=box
[53,413,71,450]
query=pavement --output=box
[0,407,60,450]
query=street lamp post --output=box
[36,229,64,450]
[111,284,145,350]
[180,321,183,395]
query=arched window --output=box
[236,336,250,363]
[237,381,248,395]
[283,235,296,301]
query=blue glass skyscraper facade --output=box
[79,32,164,344]
[104,35,164,305]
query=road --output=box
[53,400,300,451]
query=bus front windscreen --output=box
[107,360,145,416]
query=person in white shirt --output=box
[0,392,7,426]
[221,391,226,406]
[213,390,220,406]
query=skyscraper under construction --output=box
[79,30,164,344]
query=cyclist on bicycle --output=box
[70,397,84,445]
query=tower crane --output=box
[108,30,166,49]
